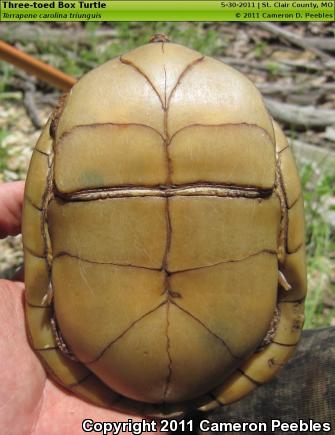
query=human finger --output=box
[0,181,25,238]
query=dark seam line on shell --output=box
[26,301,51,308]
[170,300,241,360]
[278,297,306,304]
[163,301,173,402]
[168,122,275,145]
[237,369,261,386]
[162,197,171,270]
[119,56,165,109]
[86,301,168,364]
[25,195,42,211]
[288,192,302,209]
[67,373,93,387]
[52,250,277,274]
[34,148,50,157]
[119,183,271,193]
[162,195,172,402]
[278,153,290,227]
[41,141,54,311]
[272,341,298,347]
[55,190,273,202]
[208,392,225,407]
[163,64,173,183]
[274,154,288,264]
[287,242,304,255]
[160,55,174,400]
[53,252,162,271]
[50,314,79,361]
[58,192,269,201]
[166,56,205,117]
[51,94,68,139]
[23,245,45,259]
[277,145,289,154]
[54,184,274,200]
[258,305,281,350]
[169,249,277,275]
[45,135,60,363]
[269,115,276,143]
[163,65,167,110]
[56,121,274,151]
[42,144,54,270]
[164,56,204,154]
[57,122,165,143]
[35,346,57,351]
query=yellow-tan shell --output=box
[22,39,306,417]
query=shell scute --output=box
[22,40,306,416]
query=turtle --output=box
[22,35,307,418]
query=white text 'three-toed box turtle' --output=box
[22,36,307,417]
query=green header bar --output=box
[1,0,334,22]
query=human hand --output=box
[0,181,151,435]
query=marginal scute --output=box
[70,375,121,408]
[35,118,53,155]
[24,150,49,209]
[212,370,257,405]
[25,305,56,349]
[240,342,296,384]
[38,348,90,386]
[22,199,45,257]
[198,401,220,413]
[194,395,219,412]
[279,246,307,301]
[274,119,307,302]
[287,195,305,253]
[278,146,302,208]
[274,302,304,345]
[24,249,50,306]
[273,119,288,153]
[111,398,157,418]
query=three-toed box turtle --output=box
[22,36,307,417]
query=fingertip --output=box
[0,181,25,238]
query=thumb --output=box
[0,181,25,238]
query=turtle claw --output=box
[51,316,79,361]
[278,270,292,292]
[41,282,53,305]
